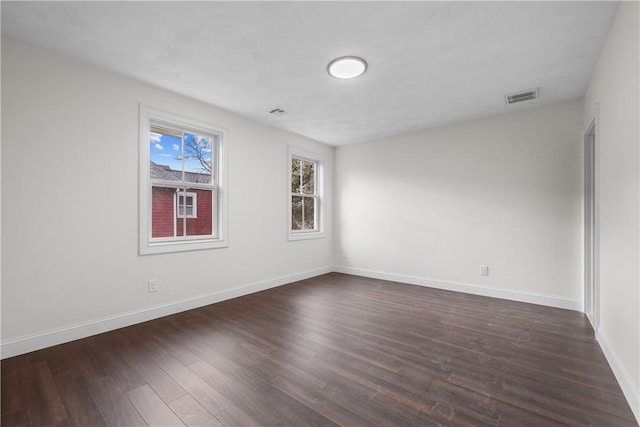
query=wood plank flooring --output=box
[2,273,637,426]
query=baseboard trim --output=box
[0,266,333,359]
[333,265,582,311]
[597,330,640,423]
[5,264,634,422]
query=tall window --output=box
[288,148,325,240]
[140,106,227,254]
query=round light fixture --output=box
[328,56,367,79]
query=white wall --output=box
[335,99,584,308]
[1,39,334,353]
[584,1,639,420]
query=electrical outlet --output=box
[480,265,489,276]
[148,279,158,293]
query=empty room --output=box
[1,1,638,426]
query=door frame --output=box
[583,104,600,335]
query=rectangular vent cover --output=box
[505,88,539,105]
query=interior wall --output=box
[335,99,584,306]
[584,1,639,420]
[1,39,334,344]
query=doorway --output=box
[584,115,599,334]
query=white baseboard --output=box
[0,265,583,360]
[597,330,640,424]
[6,264,633,422]
[333,265,582,311]
[0,266,333,359]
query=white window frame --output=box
[139,105,228,254]
[177,191,197,219]
[288,147,325,241]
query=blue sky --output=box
[149,132,211,174]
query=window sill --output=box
[140,238,228,255]
[288,231,326,241]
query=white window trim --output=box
[139,105,228,255]
[288,146,325,241]
[177,191,197,219]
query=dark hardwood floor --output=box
[1,273,637,426]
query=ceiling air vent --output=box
[268,107,287,116]
[505,88,539,105]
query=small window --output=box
[288,148,325,240]
[177,192,197,218]
[140,106,227,254]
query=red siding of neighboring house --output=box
[178,189,213,236]
[151,187,213,238]
[152,187,175,237]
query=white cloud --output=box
[154,143,164,150]
[173,143,180,151]
[149,132,162,143]
[159,153,172,157]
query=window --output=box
[288,148,325,240]
[140,105,227,254]
[177,192,197,218]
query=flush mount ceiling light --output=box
[328,56,368,79]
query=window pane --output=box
[153,187,211,237]
[185,188,212,236]
[183,133,213,184]
[291,196,303,230]
[149,130,183,182]
[151,186,177,238]
[303,196,315,230]
[149,128,213,185]
[301,160,315,194]
[291,158,301,193]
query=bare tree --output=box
[182,134,212,174]
[291,158,316,230]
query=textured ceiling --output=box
[1,1,618,146]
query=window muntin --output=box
[288,148,325,240]
[140,106,227,254]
